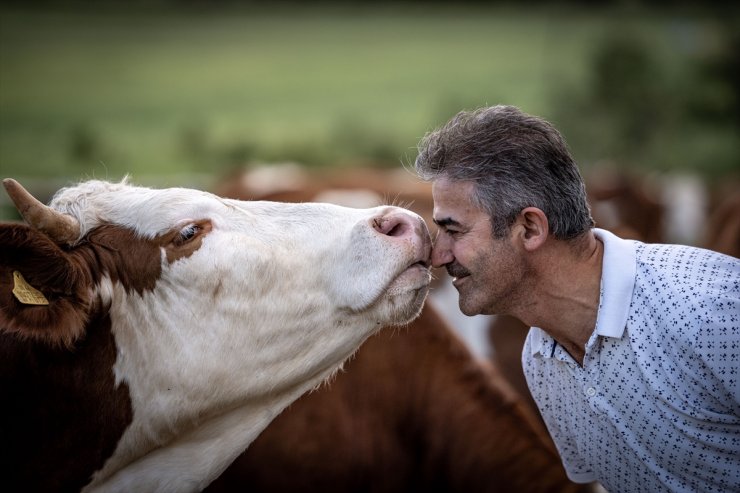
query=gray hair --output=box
[415,105,593,240]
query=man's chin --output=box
[457,297,481,317]
[452,278,489,316]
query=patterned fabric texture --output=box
[523,228,740,493]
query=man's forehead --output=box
[432,178,477,203]
[432,178,482,224]
[432,176,475,193]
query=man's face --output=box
[431,177,528,316]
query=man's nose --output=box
[431,234,453,268]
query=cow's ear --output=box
[1,224,93,347]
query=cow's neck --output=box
[83,376,335,492]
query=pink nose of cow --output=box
[372,209,432,265]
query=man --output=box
[414,105,739,493]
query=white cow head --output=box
[1,178,431,492]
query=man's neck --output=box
[514,232,604,366]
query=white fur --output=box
[48,180,431,492]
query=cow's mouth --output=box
[410,258,431,270]
[386,259,432,295]
[404,249,432,277]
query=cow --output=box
[207,302,590,493]
[0,178,432,493]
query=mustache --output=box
[446,262,471,278]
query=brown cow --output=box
[208,303,589,493]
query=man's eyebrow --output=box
[433,217,462,228]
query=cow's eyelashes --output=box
[164,220,212,262]
[174,224,201,246]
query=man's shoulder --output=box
[634,241,736,264]
[633,242,738,289]
[628,242,739,350]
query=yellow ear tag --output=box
[12,271,50,305]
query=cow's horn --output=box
[3,178,81,245]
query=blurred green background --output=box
[1,1,738,220]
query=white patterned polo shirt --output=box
[522,228,740,493]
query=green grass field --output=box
[0,4,736,192]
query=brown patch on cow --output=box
[208,304,587,493]
[1,311,133,492]
[85,224,164,294]
[488,314,542,419]
[2,216,215,347]
[587,172,664,243]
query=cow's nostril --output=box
[373,214,411,237]
[386,222,407,237]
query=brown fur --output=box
[487,314,540,418]
[586,172,664,243]
[0,313,133,492]
[703,190,740,258]
[207,305,587,493]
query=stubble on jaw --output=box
[460,238,533,318]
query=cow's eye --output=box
[165,220,212,262]
[175,223,201,245]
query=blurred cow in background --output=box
[585,169,665,242]
[702,187,740,258]
[213,162,434,228]
[209,303,588,493]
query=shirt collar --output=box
[529,228,637,357]
[593,228,636,338]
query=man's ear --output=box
[515,207,549,252]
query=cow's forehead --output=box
[48,180,374,240]
[50,182,219,236]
